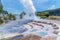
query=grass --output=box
[48,16,60,20]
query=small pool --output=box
[36,31,48,37]
[32,29,37,32]
[12,35,23,40]
[45,28,49,31]
[15,35,23,38]
[0,31,3,34]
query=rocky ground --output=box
[0,19,60,40]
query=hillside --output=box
[37,8,60,16]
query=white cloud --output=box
[48,5,56,10]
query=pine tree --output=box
[0,0,3,12]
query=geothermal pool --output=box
[0,19,60,40]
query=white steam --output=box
[20,0,36,13]
[19,0,37,19]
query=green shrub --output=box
[7,14,16,20]
[49,16,58,20]
[0,6,3,13]
[36,12,49,18]
[0,18,3,24]
[40,16,47,19]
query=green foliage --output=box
[49,16,59,20]
[0,2,17,24]
[7,14,16,20]
[38,8,60,16]
[0,17,3,24]
[0,6,3,13]
[41,12,49,16]
[36,12,49,18]
[40,16,47,19]
[3,11,8,14]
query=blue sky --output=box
[1,0,60,14]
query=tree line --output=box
[0,6,16,24]
[36,8,60,19]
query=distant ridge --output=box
[37,8,60,16]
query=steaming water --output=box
[0,18,60,40]
[0,0,39,38]
[0,19,33,39]
[0,0,60,39]
[19,0,40,20]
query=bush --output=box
[7,14,16,20]
[36,12,49,18]
[49,16,58,20]
[0,6,3,13]
[40,16,47,19]
[0,18,3,24]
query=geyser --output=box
[19,0,39,20]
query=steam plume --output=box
[19,0,36,17]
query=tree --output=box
[0,5,3,13]
[2,11,8,14]
[0,17,3,24]
[36,12,49,18]
[43,12,49,17]
[20,12,26,19]
[7,14,16,20]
